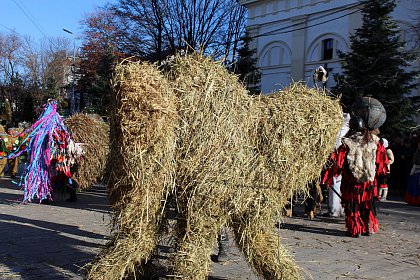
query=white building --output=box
[238,0,419,94]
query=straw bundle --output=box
[86,61,177,280]
[64,114,109,190]
[166,56,255,279]
[87,55,342,280]
[167,55,342,279]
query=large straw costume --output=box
[64,114,110,190]
[87,55,342,280]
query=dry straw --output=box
[64,114,109,190]
[168,55,342,279]
[87,55,342,280]
[86,61,177,280]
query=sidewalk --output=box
[0,178,111,279]
[1,178,419,279]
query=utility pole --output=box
[63,28,76,114]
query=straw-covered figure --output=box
[87,55,342,280]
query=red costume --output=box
[323,132,388,237]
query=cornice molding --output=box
[238,0,270,7]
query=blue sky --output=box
[0,0,113,45]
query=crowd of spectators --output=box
[386,129,420,197]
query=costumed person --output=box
[323,113,350,217]
[405,138,420,206]
[6,127,22,179]
[378,138,394,201]
[51,157,80,202]
[5,100,83,203]
[313,65,329,90]
[322,97,388,237]
[0,120,7,177]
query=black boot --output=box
[363,221,371,236]
[216,228,229,263]
[66,190,78,202]
[40,199,50,205]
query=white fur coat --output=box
[342,133,379,183]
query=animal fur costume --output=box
[323,132,388,237]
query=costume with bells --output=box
[323,97,388,237]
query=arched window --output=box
[322,38,334,60]
[259,41,292,68]
[306,33,348,62]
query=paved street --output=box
[210,196,420,280]
[1,177,419,280]
[277,199,420,280]
[0,178,111,279]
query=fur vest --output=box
[342,133,379,183]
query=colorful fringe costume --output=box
[323,132,388,237]
[2,100,82,202]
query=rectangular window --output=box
[322,39,334,60]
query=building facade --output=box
[238,0,419,94]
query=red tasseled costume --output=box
[323,140,388,237]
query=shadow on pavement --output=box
[0,178,111,279]
[0,213,107,279]
[376,199,420,218]
[0,178,111,214]
[280,196,419,238]
[0,192,24,205]
[287,213,346,225]
[279,223,347,237]
[52,184,111,214]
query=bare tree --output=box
[0,31,25,119]
[111,0,166,60]
[41,37,72,92]
[106,0,246,62]
[22,36,41,87]
[0,30,73,122]
[78,7,123,114]
[220,2,247,64]
[22,37,71,100]
[0,32,24,86]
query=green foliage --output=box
[45,76,61,100]
[232,31,261,95]
[334,0,419,135]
